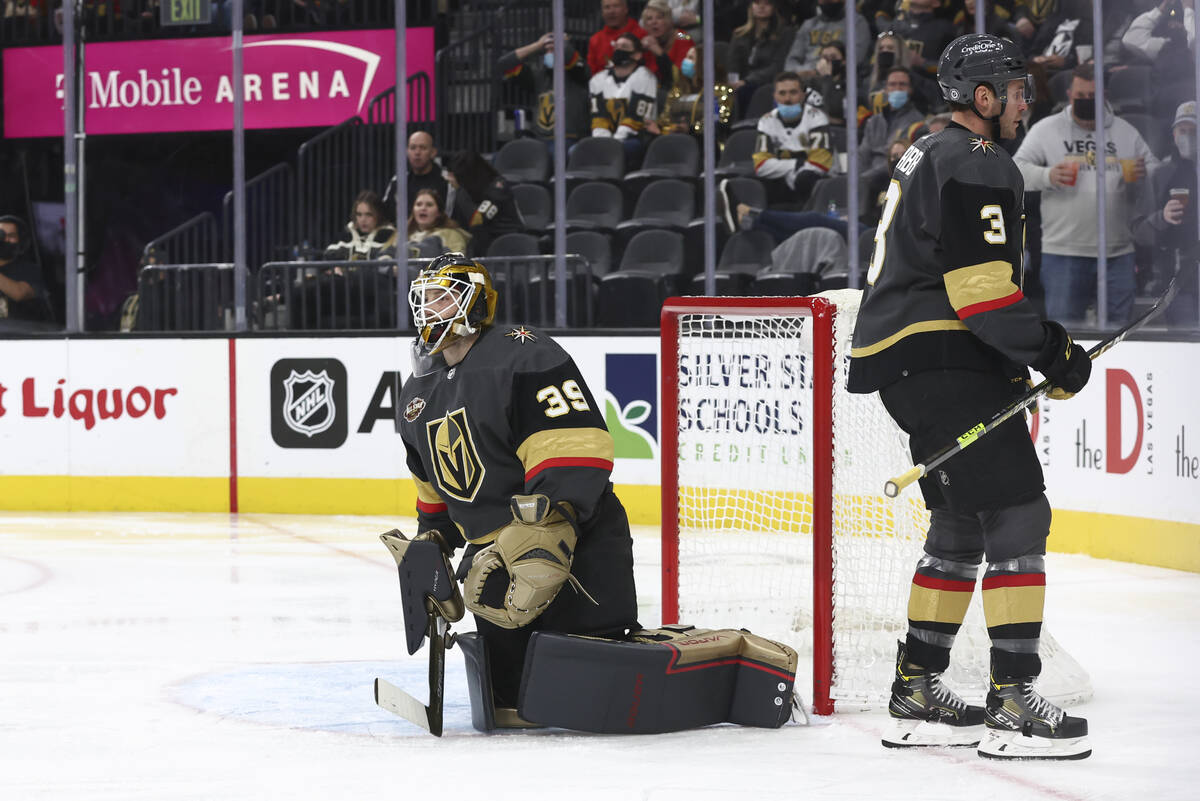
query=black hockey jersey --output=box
[847,122,1048,393]
[399,324,614,548]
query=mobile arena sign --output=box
[3,28,434,138]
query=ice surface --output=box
[1,511,1196,800]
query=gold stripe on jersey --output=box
[943,260,1019,314]
[849,319,969,358]
[806,147,833,172]
[982,583,1046,627]
[517,427,614,475]
[752,151,775,171]
[414,476,442,506]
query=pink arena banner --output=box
[4,28,434,138]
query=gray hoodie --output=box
[1014,106,1157,258]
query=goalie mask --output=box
[409,252,498,359]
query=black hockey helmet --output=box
[937,34,1032,120]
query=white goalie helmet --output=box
[409,252,498,358]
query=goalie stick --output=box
[884,264,1188,498]
[375,611,451,736]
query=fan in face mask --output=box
[773,76,805,122]
[1068,76,1097,129]
[0,218,25,263]
[817,0,845,20]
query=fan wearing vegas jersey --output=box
[753,71,837,207]
[400,286,638,706]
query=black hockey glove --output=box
[1032,321,1092,400]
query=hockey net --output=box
[660,291,1091,715]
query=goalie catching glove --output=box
[1033,321,1092,400]
[463,494,596,629]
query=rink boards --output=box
[0,334,1196,571]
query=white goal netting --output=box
[664,290,1091,711]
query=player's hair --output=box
[885,66,913,84]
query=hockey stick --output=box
[375,611,451,736]
[884,264,1187,498]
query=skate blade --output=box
[977,728,1091,760]
[881,717,984,748]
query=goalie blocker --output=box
[461,624,799,734]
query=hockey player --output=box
[752,70,837,208]
[399,252,640,716]
[847,34,1093,760]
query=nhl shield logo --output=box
[270,358,348,448]
[283,370,337,437]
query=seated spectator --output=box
[810,41,850,126]
[446,150,526,256]
[324,191,398,261]
[664,0,702,41]
[954,0,1020,39]
[1122,0,1196,120]
[1014,63,1159,327]
[889,0,959,85]
[646,44,735,139]
[640,0,694,93]
[784,0,871,78]
[753,70,838,209]
[588,32,659,167]
[1027,0,1094,77]
[1133,100,1198,327]
[407,188,472,256]
[588,0,649,76]
[861,137,915,226]
[858,67,926,173]
[728,0,797,119]
[498,32,591,151]
[383,131,472,228]
[0,215,53,329]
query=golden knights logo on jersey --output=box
[425,406,486,501]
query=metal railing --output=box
[222,162,295,272]
[141,212,222,267]
[135,262,239,332]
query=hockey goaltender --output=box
[374,253,803,736]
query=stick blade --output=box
[375,677,442,737]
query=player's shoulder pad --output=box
[477,323,570,373]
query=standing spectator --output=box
[588,32,659,168]
[1122,0,1197,120]
[752,70,837,208]
[640,0,695,92]
[1014,64,1158,326]
[0,215,52,329]
[1134,101,1198,327]
[383,131,471,228]
[324,191,398,261]
[498,32,592,151]
[784,0,872,77]
[407,188,472,257]
[587,0,649,76]
[646,44,735,139]
[728,0,797,116]
[891,0,960,84]
[447,151,527,256]
[859,67,926,173]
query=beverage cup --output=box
[1170,187,1190,209]
[1062,161,1079,187]
[1120,158,1141,184]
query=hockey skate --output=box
[977,673,1091,760]
[881,642,985,748]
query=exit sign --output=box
[161,0,212,26]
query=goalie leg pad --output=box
[517,626,798,733]
[456,632,542,733]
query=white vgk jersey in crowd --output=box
[753,98,836,183]
[588,66,658,138]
